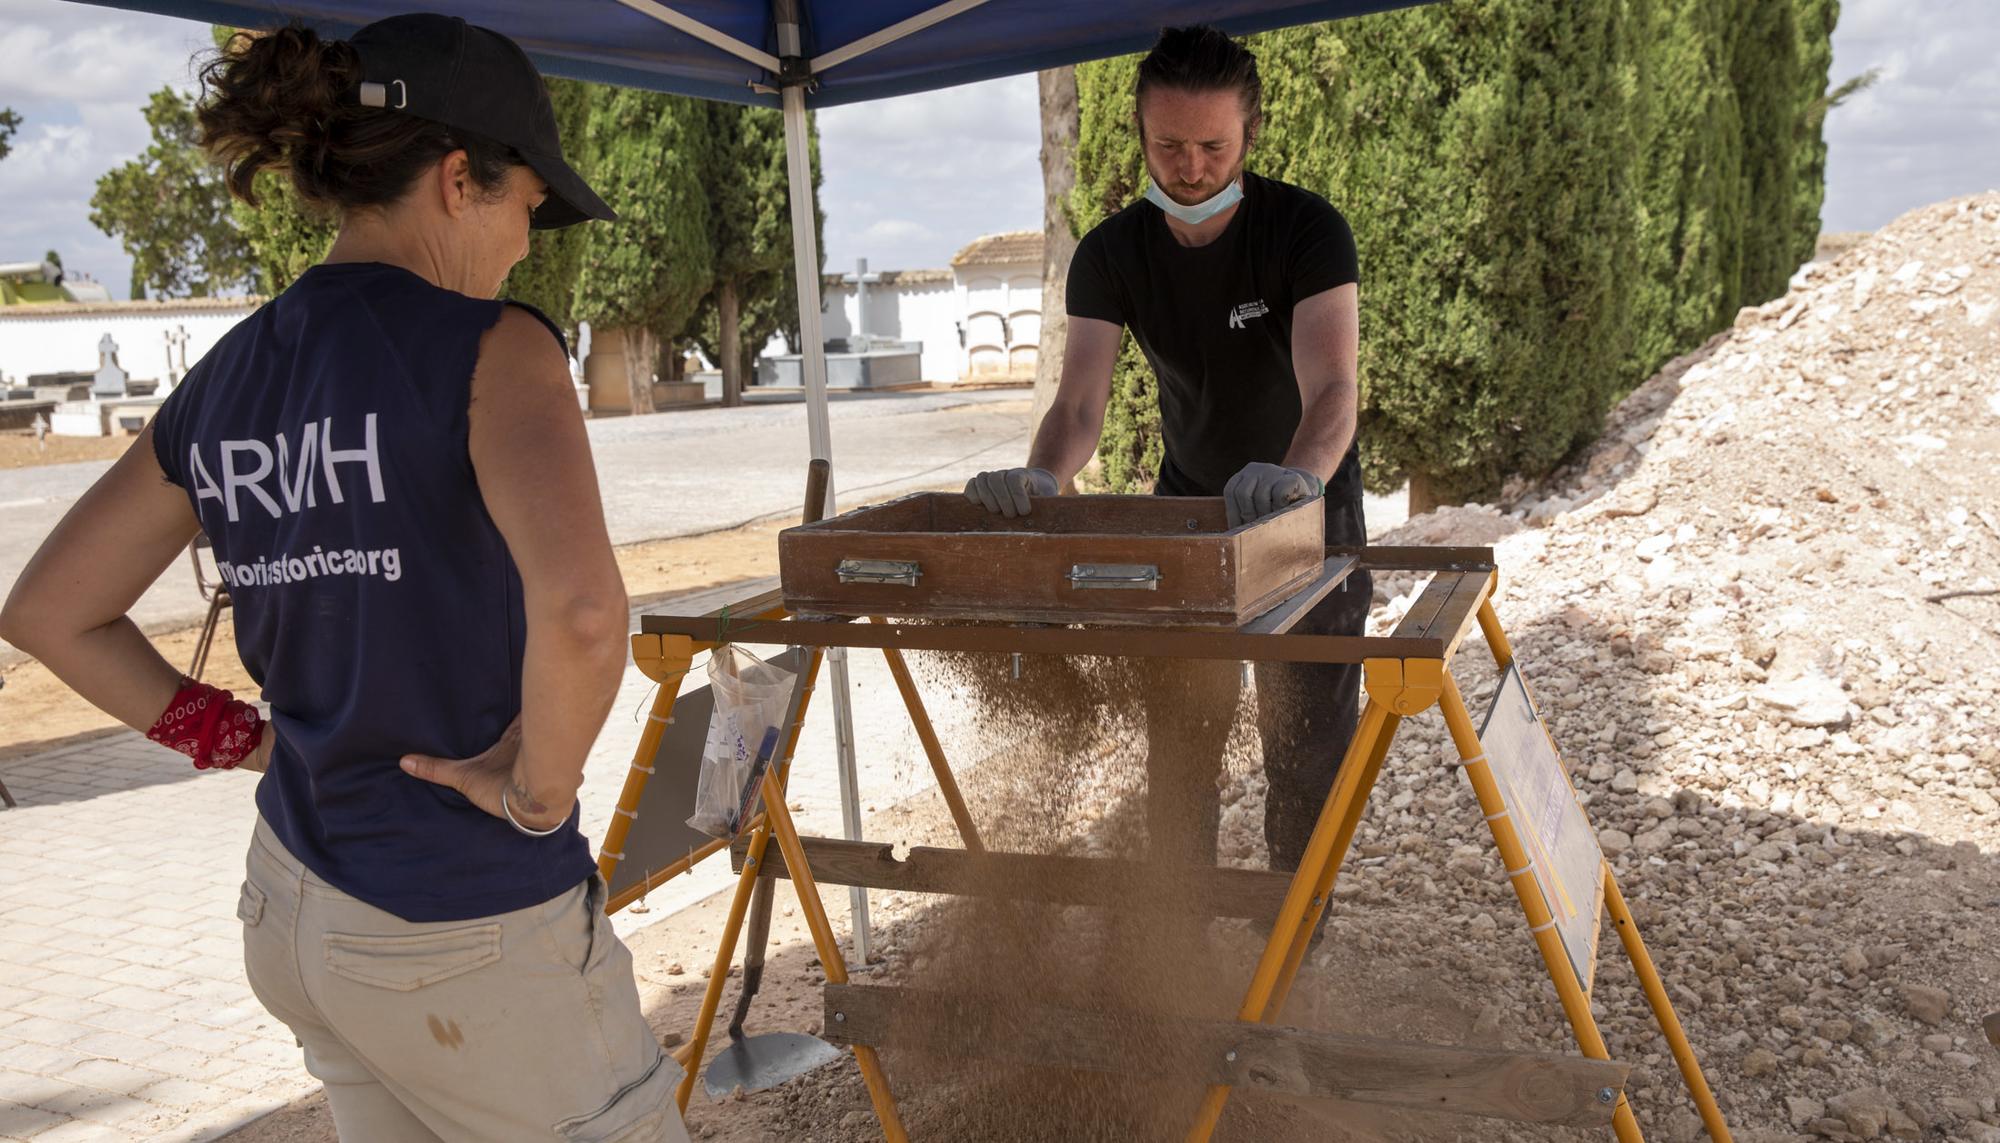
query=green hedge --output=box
[1079,0,1839,504]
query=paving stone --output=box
[51,918,134,941]
[0,1041,91,1077]
[28,977,114,1004]
[153,1026,247,1057]
[222,1039,299,1070]
[108,946,195,971]
[131,1077,240,1111]
[2,1018,91,1049]
[0,1065,62,1103]
[110,927,192,953]
[74,1010,177,1042]
[11,999,114,1029]
[0,1100,67,1139]
[85,990,178,1017]
[94,965,184,992]
[63,1032,169,1065]
[0,941,64,968]
[60,1059,170,1098]
[25,1115,141,1142]
[0,906,70,931]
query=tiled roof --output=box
[820,267,953,288]
[950,230,1043,267]
[0,296,264,319]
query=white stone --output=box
[1753,673,1854,729]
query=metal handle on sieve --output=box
[837,558,922,586]
[1067,563,1160,590]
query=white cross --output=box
[840,258,883,347]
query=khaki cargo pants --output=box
[240,819,691,1141]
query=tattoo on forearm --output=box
[509,781,548,815]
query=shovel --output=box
[702,857,842,1098]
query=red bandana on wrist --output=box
[147,677,264,770]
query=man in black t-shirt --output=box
[966,26,1372,878]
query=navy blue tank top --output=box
[152,261,596,922]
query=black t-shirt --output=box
[1067,171,1365,544]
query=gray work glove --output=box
[1223,462,1323,528]
[963,467,1059,518]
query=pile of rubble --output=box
[1325,193,2000,1141]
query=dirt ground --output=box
[0,427,136,469]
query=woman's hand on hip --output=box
[399,718,570,830]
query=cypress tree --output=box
[1629,0,1744,375]
[503,77,593,336]
[572,86,713,413]
[1070,53,1156,491]
[1790,0,1841,266]
[232,176,337,296]
[688,102,821,405]
[1732,0,1805,304]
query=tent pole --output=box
[779,12,872,967]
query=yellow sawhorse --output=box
[1182,567,1730,1142]
[602,548,1731,1142]
[602,604,977,1139]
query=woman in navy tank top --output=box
[4,15,691,1141]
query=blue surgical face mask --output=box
[1145,178,1244,225]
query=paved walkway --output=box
[0,389,1028,659]
[0,581,978,1142]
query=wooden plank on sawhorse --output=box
[821,985,1628,1127]
[1238,555,1357,636]
[730,835,1295,920]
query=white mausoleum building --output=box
[816,229,1044,384]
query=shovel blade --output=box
[703,1032,844,1099]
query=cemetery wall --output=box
[0,298,258,387]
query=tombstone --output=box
[162,325,191,393]
[91,334,129,399]
[51,400,108,437]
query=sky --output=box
[0,0,1993,298]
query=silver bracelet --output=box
[501,787,565,837]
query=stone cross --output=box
[841,257,883,349]
[91,333,128,399]
[163,325,191,388]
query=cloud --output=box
[1821,0,2000,232]
[816,73,1041,272]
[0,0,213,293]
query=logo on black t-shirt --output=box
[1227,300,1270,329]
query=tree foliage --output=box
[688,103,821,404]
[573,87,714,346]
[230,176,338,296]
[571,86,714,410]
[1075,0,1840,505]
[89,88,251,298]
[502,77,593,334]
[0,107,19,163]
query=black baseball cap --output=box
[348,13,614,229]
